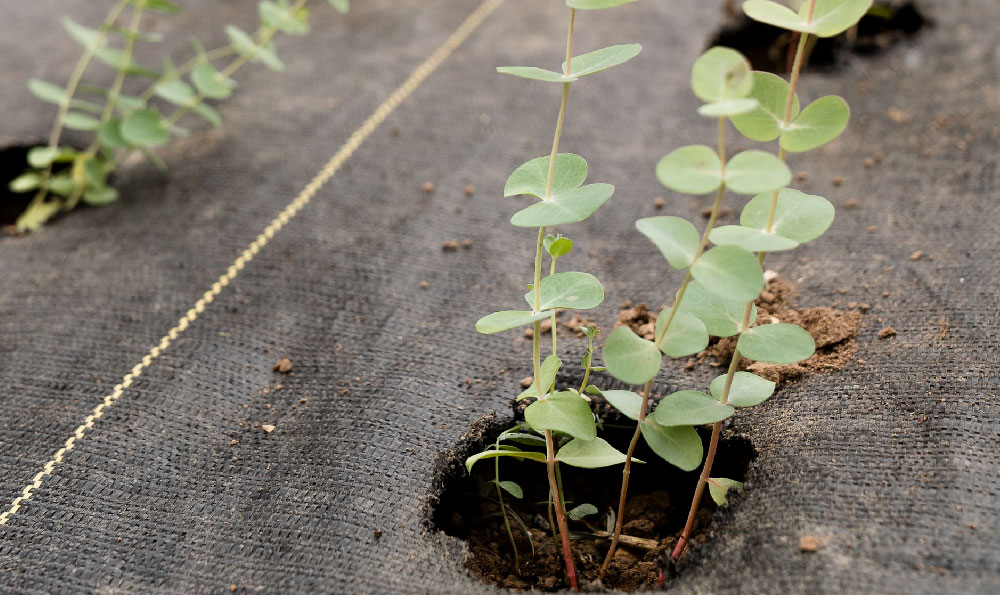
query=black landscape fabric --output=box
[0,0,998,593]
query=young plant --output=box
[465,1,641,590]
[668,0,868,563]
[599,0,870,577]
[8,0,349,231]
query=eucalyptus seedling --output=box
[595,44,793,580]
[665,0,866,563]
[9,0,349,231]
[465,1,641,590]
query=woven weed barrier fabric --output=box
[0,0,998,592]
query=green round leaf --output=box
[656,309,709,357]
[635,216,700,270]
[510,183,614,227]
[505,153,587,199]
[546,236,573,258]
[567,503,599,520]
[475,310,551,334]
[677,280,756,337]
[496,66,574,83]
[524,391,596,440]
[63,112,100,131]
[566,0,637,9]
[523,271,605,311]
[710,371,776,407]
[691,46,753,103]
[812,0,874,37]
[557,437,630,469]
[27,147,59,168]
[599,389,643,421]
[154,79,197,106]
[328,0,349,14]
[639,421,703,471]
[260,0,310,35]
[690,245,763,303]
[724,150,792,194]
[466,448,546,473]
[8,172,42,193]
[602,326,662,385]
[730,72,800,142]
[651,390,734,426]
[82,185,120,206]
[740,188,835,243]
[656,145,722,195]
[780,95,850,152]
[563,44,641,78]
[742,0,813,33]
[697,98,758,118]
[99,120,130,150]
[497,480,523,499]
[121,108,169,147]
[519,355,563,401]
[191,102,222,127]
[62,17,103,50]
[737,322,815,364]
[143,0,182,15]
[191,62,235,99]
[708,477,744,506]
[28,79,68,105]
[709,225,799,252]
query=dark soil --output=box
[433,414,755,592]
[0,144,38,230]
[711,0,927,73]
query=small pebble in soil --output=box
[863,157,876,168]
[799,535,821,552]
[441,241,459,251]
[523,328,533,338]
[520,376,533,388]
[654,197,665,209]
[460,238,473,249]
[273,358,293,373]
[877,326,897,340]
[419,281,429,289]
[422,181,435,193]
[373,529,383,539]
[844,198,859,209]
[702,205,733,218]
[859,303,871,312]
[262,424,276,434]
[832,176,844,186]
[910,250,924,260]
[794,171,808,181]
[464,184,475,196]
[867,226,877,233]
[230,584,237,593]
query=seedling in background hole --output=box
[8,0,349,231]
[466,0,641,591]
[594,0,866,583]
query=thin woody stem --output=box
[672,0,817,564]
[599,116,731,582]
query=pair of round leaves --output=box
[524,391,632,469]
[708,189,835,252]
[475,271,604,334]
[691,46,758,117]
[504,153,614,227]
[601,307,711,386]
[635,216,763,303]
[743,0,874,38]
[656,145,792,195]
[497,43,641,84]
[597,389,704,471]
[730,72,849,153]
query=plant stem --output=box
[26,0,130,213]
[598,116,730,582]
[534,8,578,591]
[495,438,520,575]
[66,0,147,210]
[138,46,237,103]
[671,1,817,564]
[549,257,558,357]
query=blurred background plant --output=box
[7,0,349,231]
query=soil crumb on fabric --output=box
[615,301,659,341]
[621,277,862,386]
[273,357,293,373]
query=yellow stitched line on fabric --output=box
[0,0,505,526]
